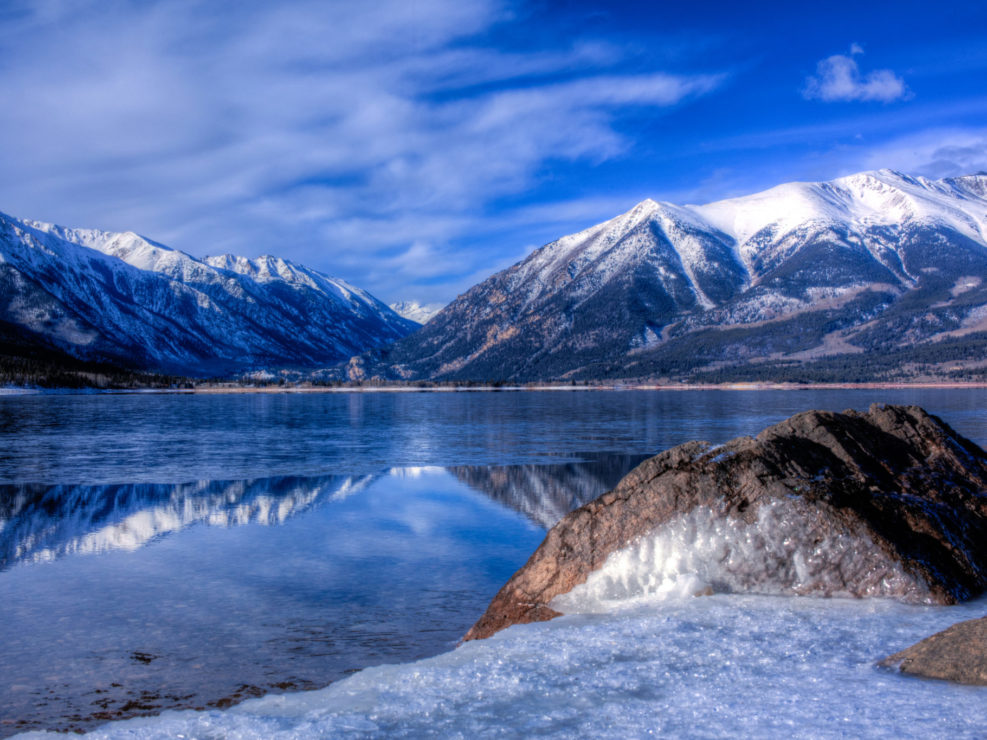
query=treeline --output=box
[0,318,188,389]
[7,328,986,390]
[0,353,194,389]
[228,375,594,389]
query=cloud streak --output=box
[0,0,722,304]
[859,128,987,178]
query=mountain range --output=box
[4,169,987,383]
[350,170,987,383]
[0,212,417,375]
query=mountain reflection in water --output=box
[0,475,378,570]
[0,453,648,572]
[449,453,649,529]
[0,454,648,735]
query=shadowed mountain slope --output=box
[0,212,418,375]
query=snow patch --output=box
[551,499,931,613]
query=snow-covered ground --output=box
[30,593,986,739]
[19,484,986,738]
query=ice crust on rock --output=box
[466,404,987,640]
[552,499,932,613]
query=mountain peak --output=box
[0,210,418,374]
[358,167,987,383]
[389,300,444,324]
[599,197,669,238]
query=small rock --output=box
[881,616,987,685]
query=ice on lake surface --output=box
[4,387,987,484]
[2,388,987,737]
[42,594,987,740]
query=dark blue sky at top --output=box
[0,0,985,305]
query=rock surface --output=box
[881,616,987,685]
[465,404,987,640]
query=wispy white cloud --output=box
[0,0,723,304]
[803,46,908,103]
[858,128,987,177]
[679,124,987,203]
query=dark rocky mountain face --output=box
[465,404,987,640]
[0,212,418,376]
[350,171,987,383]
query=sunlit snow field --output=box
[2,389,986,738]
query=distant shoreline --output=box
[191,381,987,393]
[5,381,987,396]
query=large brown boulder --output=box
[465,404,987,641]
[881,616,987,685]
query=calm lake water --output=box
[1,388,986,736]
[3,388,987,484]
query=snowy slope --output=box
[514,170,987,307]
[0,212,418,374]
[694,170,987,255]
[361,170,987,382]
[389,300,445,325]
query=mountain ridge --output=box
[388,300,444,325]
[0,211,418,375]
[5,168,987,384]
[344,169,987,383]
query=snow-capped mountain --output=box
[0,212,419,374]
[388,300,445,325]
[355,170,987,382]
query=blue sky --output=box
[1,0,985,306]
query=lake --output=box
[2,388,986,737]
